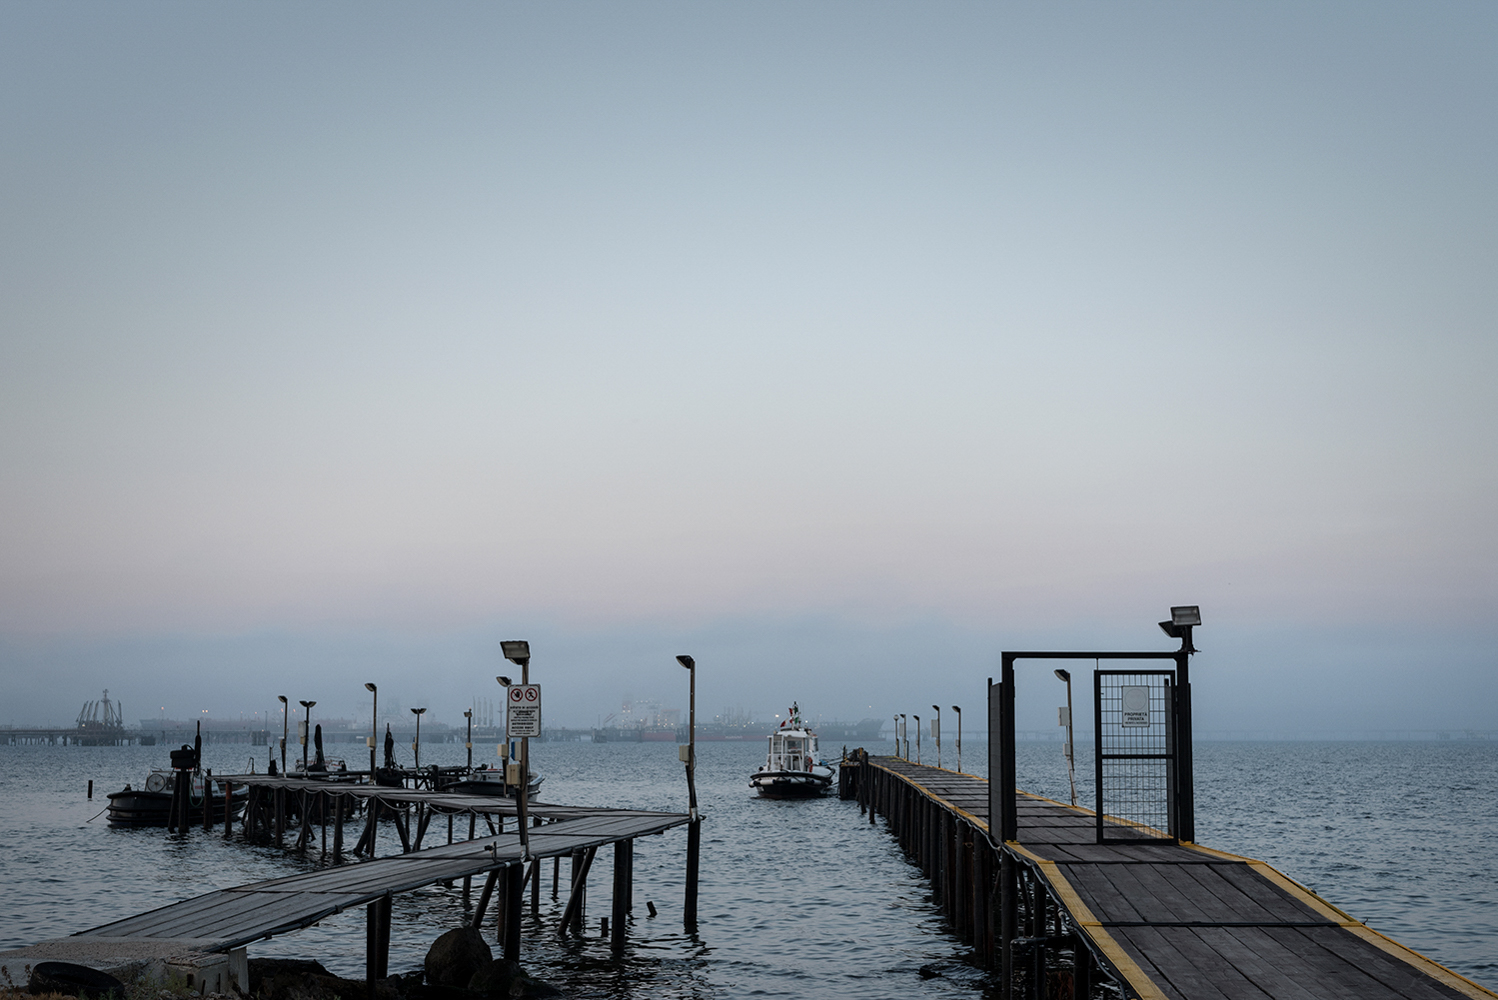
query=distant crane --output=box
[76,689,124,732]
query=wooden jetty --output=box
[841,754,1495,999]
[8,774,691,994]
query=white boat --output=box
[750,704,835,798]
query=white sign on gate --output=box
[506,684,542,737]
[1120,685,1151,727]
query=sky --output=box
[2,2,1494,735]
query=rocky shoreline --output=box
[6,929,567,1000]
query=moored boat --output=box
[750,703,835,798]
[106,769,249,827]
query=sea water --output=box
[0,739,1493,998]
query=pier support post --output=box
[500,864,523,961]
[365,890,391,996]
[611,838,632,953]
[472,869,498,928]
[333,794,344,860]
[531,817,542,912]
[558,847,596,936]
[1000,850,1017,1000]
[223,782,234,840]
[684,818,701,932]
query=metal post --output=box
[932,706,941,769]
[1176,648,1195,842]
[914,714,921,764]
[952,706,962,774]
[365,683,377,777]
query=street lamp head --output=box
[300,700,316,709]
[676,655,695,669]
[464,709,472,719]
[1054,669,1071,683]
[501,640,530,667]
[277,695,287,705]
[364,683,377,693]
[1171,605,1201,627]
[951,706,961,714]
[497,675,512,687]
[932,704,940,713]
[411,707,426,716]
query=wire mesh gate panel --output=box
[1093,669,1177,843]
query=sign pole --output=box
[519,660,529,860]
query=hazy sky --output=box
[2,3,1494,734]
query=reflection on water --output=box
[1,738,1493,996]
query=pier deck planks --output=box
[863,756,1492,1000]
[73,805,688,952]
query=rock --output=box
[28,962,125,998]
[424,928,492,989]
[465,958,521,995]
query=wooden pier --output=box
[840,754,1495,1000]
[19,774,692,993]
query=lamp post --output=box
[675,656,698,819]
[676,654,700,932]
[932,705,942,769]
[951,706,962,774]
[913,714,922,765]
[276,695,288,774]
[898,715,907,759]
[411,707,426,770]
[1054,669,1077,806]
[892,715,899,753]
[464,709,473,771]
[364,683,377,777]
[298,700,316,771]
[500,642,531,862]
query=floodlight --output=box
[1171,606,1201,626]
[501,640,531,665]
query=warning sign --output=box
[506,684,542,737]
[1120,686,1151,727]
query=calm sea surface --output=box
[1,739,1493,998]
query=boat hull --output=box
[750,769,834,799]
[106,787,248,827]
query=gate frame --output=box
[1093,668,1179,845]
[987,640,1195,846]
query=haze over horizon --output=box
[3,4,1494,736]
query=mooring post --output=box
[684,817,701,932]
[223,782,234,840]
[333,793,344,860]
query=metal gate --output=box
[1093,669,1178,844]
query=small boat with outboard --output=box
[750,703,835,798]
